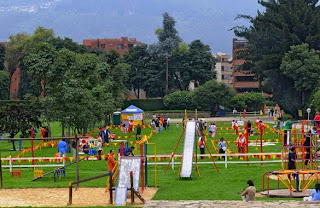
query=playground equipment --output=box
[109,156,145,206]
[31,157,83,181]
[180,121,198,178]
[165,111,219,178]
[261,120,320,197]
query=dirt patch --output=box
[0,187,157,207]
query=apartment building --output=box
[232,38,259,93]
[83,37,142,57]
[213,52,233,87]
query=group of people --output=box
[28,126,49,138]
[151,116,170,133]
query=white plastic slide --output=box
[114,157,141,206]
[180,121,196,178]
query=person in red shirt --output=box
[41,127,46,138]
[108,150,117,174]
[128,120,133,133]
[243,109,247,118]
[259,120,265,136]
[314,112,320,134]
[237,133,246,155]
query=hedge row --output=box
[123,99,166,111]
[0,100,31,107]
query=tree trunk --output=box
[43,108,51,138]
[165,58,169,95]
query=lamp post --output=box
[307,108,311,120]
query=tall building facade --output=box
[83,37,142,57]
[232,38,259,93]
[213,52,233,87]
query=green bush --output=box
[163,91,195,110]
[0,100,31,107]
[123,98,165,111]
[228,92,266,111]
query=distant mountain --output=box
[0,0,262,54]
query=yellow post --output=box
[195,109,198,120]
[147,142,157,188]
[185,109,187,119]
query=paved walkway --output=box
[144,200,320,208]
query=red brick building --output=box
[232,38,259,93]
[82,37,143,57]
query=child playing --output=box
[176,123,179,130]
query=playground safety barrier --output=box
[147,152,283,169]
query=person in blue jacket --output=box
[58,139,67,157]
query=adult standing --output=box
[218,137,227,160]
[303,130,312,166]
[41,126,46,138]
[101,126,110,144]
[107,150,116,175]
[233,108,237,118]
[167,118,171,130]
[243,109,247,118]
[237,133,246,155]
[58,139,67,157]
[96,137,103,160]
[136,124,142,140]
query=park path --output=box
[143,200,320,208]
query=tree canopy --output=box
[234,0,320,115]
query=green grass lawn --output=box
[0,121,314,202]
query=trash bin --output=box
[113,112,121,125]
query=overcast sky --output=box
[0,0,263,54]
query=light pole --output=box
[307,108,311,120]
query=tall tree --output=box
[0,103,41,150]
[149,12,182,95]
[0,71,9,100]
[234,0,320,115]
[123,45,150,98]
[187,40,216,87]
[0,44,5,71]
[193,80,235,116]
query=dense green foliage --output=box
[229,92,266,111]
[0,70,10,100]
[234,0,320,116]
[0,103,41,150]
[163,90,195,110]
[123,98,166,111]
[0,44,5,70]
[193,80,235,116]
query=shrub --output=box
[123,99,165,111]
[163,91,195,110]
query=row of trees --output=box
[0,13,217,136]
[163,80,266,116]
[123,13,216,98]
[1,27,129,135]
[234,0,320,115]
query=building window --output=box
[236,88,259,93]
[101,44,105,49]
[235,76,256,82]
[222,58,229,62]
[117,44,124,50]
[222,66,231,72]
[222,75,232,80]
[128,44,134,48]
